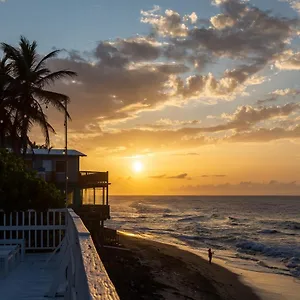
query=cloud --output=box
[149,174,166,179]
[275,50,300,70]
[256,88,300,104]
[53,101,300,155]
[141,8,189,37]
[35,0,300,158]
[167,173,189,179]
[282,0,300,14]
[149,173,191,179]
[175,180,300,195]
[228,125,300,143]
[128,117,202,131]
[172,152,200,156]
[210,14,236,29]
[42,0,299,132]
[183,12,198,24]
[156,118,201,126]
[272,88,300,96]
[193,103,300,133]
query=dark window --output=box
[56,161,66,172]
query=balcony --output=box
[79,171,110,188]
[0,209,119,299]
[35,170,110,188]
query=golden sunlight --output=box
[132,160,143,173]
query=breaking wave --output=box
[106,195,300,278]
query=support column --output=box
[102,186,105,205]
[106,185,109,205]
[106,171,109,206]
[93,187,96,205]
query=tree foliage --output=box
[0,149,65,212]
[0,36,76,154]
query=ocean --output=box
[86,194,300,278]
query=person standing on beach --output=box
[208,248,213,264]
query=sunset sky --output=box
[1,0,300,195]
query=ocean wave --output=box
[177,215,206,222]
[130,201,172,214]
[284,257,300,277]
[236,240,300,259]
[282,221,300,230]
[162,213,180,218]
[228,216,249,224]
[260,219,300,230]
[257,229,279,234]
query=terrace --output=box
[0,209,119,300]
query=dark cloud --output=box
[256,88,300,105]
[149,174,166,179]
[149,173,191,180]
[167,173,188,179]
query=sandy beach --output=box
[96,232,261,300]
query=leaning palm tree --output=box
[1,36,77,154]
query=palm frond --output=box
[32,89,71,119]
[2,43,27,79]
[37,70,77,87]
[19,37,37,70]
[33,110,56,146]
[34,49,61,72]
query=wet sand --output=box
[96,232,260,300]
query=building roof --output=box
[26,149,87,156]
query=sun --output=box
[132,160,143,173]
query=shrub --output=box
[0,149,64,212]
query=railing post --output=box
[106,171,109,206]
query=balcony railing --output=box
[79,171,109,187]
[35,170,110,187]
[0,209,119,299]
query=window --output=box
[42,160,52,172]
[56,161,66,172]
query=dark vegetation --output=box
[0,148,64,212]
[0,36,76,211]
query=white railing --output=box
[0,209,66,250]
[0,208,119,299]
[46,209,119,299]
[65,209,119,300]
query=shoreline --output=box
[96,232,260,300]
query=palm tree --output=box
[0,57,13,147]
[1,36,77,154]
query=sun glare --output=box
[133,161,143,173]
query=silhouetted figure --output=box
[208,248,213,264]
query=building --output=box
[24,148,110,222]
